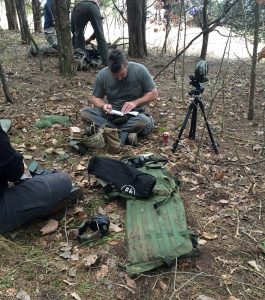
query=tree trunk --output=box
[126,0,147,58]
[200,0,209,59]
[32,0,42,33]
[15,0,31,44]
[4,0,18,30]
[161,20,171,54]
[248,2,260,120]
[51,0,76,77]
[0,60,14,103]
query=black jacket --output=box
[0,125,24,197]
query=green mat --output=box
[126,161,193,274]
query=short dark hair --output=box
[108,49,126,73]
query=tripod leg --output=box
[189,102,197,140]
[172,103,193,152]
[198,101,219,154]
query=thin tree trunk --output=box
[161,20,171,54]
[32,0,42,33]
[52,0,76,77]
[173,0,183,79]
[4,0,18,30]
[248,2,260,120]
[0,60,14,103]
[126,0,147,58]
[16,0,43,70]
[200,0,209,59]
[15,0,31,44]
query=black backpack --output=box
[87,156,156,198]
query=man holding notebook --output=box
[81,48,158,146]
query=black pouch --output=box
[107,114,130,126]
[87,156,156,198]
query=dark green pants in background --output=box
[71,1,108,65]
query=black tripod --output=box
[172,76,218,154]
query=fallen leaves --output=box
[16,290,31,300]
[83,254,99,267]
[40,219,59,235]
[71,292,82,300]
[248,260,262,272]
[96,264,109,279]
[201,232,218,240]
[124,274,137,289]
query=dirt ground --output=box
[0,32,264,300]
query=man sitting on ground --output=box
[0,124,72,234]
[81,48,158,145]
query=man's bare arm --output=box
[91,96,112,113]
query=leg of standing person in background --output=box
[0,172,72,234]
[87,3,109,65]
[72,3,91,51]
[70,9,76,48]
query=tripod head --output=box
[188,75,204,96]
[188,60,209,97]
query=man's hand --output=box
[121,101,136,114]
[103,103,112,113]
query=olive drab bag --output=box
[122,155,194,274]
[87,154,195,274]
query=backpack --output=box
[122,155,195,274]
[87,154,196,274]
[87,156,156,198]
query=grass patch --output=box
[0,275,13,290]
[35,115,70,129]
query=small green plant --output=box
[0,275,13,289]
[35,115,70,129]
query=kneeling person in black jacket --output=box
[0,125,72,234]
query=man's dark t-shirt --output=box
[0,125,24,198]
[92,62,156,111]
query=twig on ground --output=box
[235,209,240,237]
[243,231,258,243]
[258,198,262,220]
[226,284,232,295]
[178,141,265,167]
[139,271,265,292]
[169,258,178,300]
[0,236,26,249]
[261,108,265,156]
[224,134,260,145]
[170,272,202,299]
[151,277,159,290]
[116,283,135,294]
[64,203,69,245]
[234,147,256,194]
[238,265,265,279]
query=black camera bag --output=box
[87,156,156,198]
[107,113,131,126]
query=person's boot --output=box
[127,133,138,147]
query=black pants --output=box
[0,172,72,234]
[71,1,108,65]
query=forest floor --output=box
[0,32,265,300]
